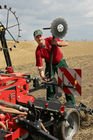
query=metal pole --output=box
[0,26,12,67]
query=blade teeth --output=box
[4,5,7,9]
[0,5,2,9]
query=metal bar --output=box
[0,100,28,112]
[7,29,17,42]
[0,31,12,67]
[5,24,19,30]
[6,9,9,29]
[43,27,51,30]
[49,36,55,79]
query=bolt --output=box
[26,80,29,83]
[18,96,20,99]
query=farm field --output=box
[0,40,93,140]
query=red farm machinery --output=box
[0,5,92,140]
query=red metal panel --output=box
[58,68,82,96]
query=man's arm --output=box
[38,67,45,79]
[36,52,48,81]
[51,39,68,47]
[57,40,68,47]
[38,67,49,81]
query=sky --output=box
[0,0,93,41]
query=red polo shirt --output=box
[36,37,63,67]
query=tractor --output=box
[0,5,92,140]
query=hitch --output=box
[76,103,93,115]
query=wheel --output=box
[0,5,21,49]
[53,108,80,140]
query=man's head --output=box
[33,30,43,38]
[33,30,45,47]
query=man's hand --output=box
[38,67,50,82]
[42,77,50,82]
[51,39,58,46]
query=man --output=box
[33,29,75,104]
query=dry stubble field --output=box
[0,40,93,140]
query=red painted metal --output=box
[0,71,35,104]
[58,67,82,96]
[4,128,28,140]
[0,67,35,139]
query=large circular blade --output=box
[51,17,68,39]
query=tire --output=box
[53,108,80,140]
